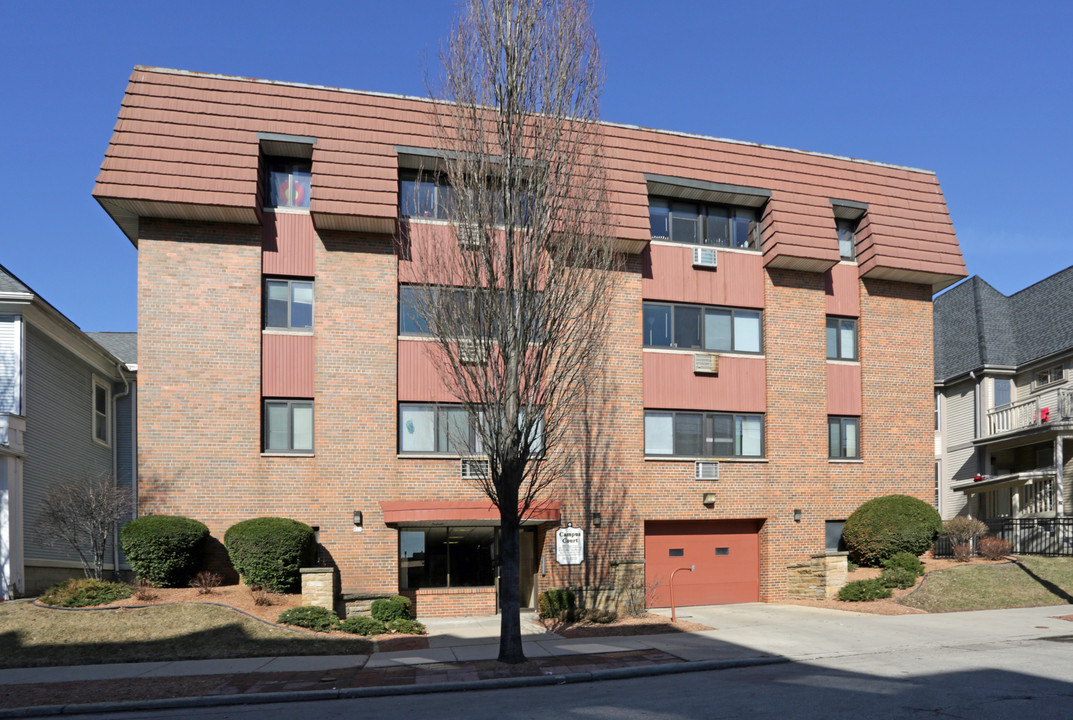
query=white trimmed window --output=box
[92,376,111,447]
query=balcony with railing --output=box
[986,388,1073,438]
[0,413,25,454]
[953,468,1056,519]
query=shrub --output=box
[277,606,338,632]
[190,571,222,595]
[843,495,942,566]
[249,585,273,606]
[121,515,210,588]
[538,588,577,620]
[133,581,158,602]
[878,567,918,590]
[978,536,1012,560]
[339,616,386,635]
[387,618,426,634]
[583,609,617,624]
[942,516,989,544]
[952,542,974,562]
[370,595,412,623]
[224,517,316,592]
[882,551,925,577]
[837,578,892,602]
[39,578,132,607]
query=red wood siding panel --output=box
[827,362,862,415]
[262,211,316,277]
[643,352,765,412]
[398,339,457,402]
[642,245,764,308]
[825,263,860,317]
[262,333,314,397]
[645,520,761,607]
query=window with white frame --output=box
[993,378,1012,408]
[644,410,763,458]
[826,317,858,361]
[649,198,760,249]
[1034,364,1064,390]
[264,399,314,453]
[643,302,762,354]
[92,377,110,446]
[264,278,314,330]
[828,416,860,459]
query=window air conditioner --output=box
[695,461,720,480]
[461,458,490,480]
[692,247,718,269]
[693,352,719,375]
[458,338,486,365]
[457,222,483,250]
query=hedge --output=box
[121,515,210,587]
[224,517,316,592]
[843,494,942,567]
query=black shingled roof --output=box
[935,265,1073,382]
[86,332,138,365]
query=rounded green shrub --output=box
[277,605,338,632]
[538,588,577,620]
[224,517,316,592]
[370,595,412,623]
[843,494,942,567]
[339,616,386,635]
[39,579,133,607]
[878,567,918,590]
[882,551,925,577]
[121,515,210,588]
[386,618,425,635]
[837,578,892,602]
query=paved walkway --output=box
[1,604,1071,717]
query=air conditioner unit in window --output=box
[457,222,484,250]
[457,338,487,365]
[693,352,719,375]
[461,457,490,480]
[692,247,718,269]
[695,461,719,481]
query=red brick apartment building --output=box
[93,67,966,616]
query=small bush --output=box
[538,588,577,620]
[583,609,617,624]
[837,578,892,602]
[190,571,222,595]
[952,542,974,562]
[843,495,942,566]
[249,585,273,607]
[39,579,133,607]
[339,616,386,635]
[387,617,426,634]
[133,581,158,602]
[121,515,210,588]
[978,536,1012,560]
[370,595,412,622]
[942,516,989,544]
[277,606,338,632]
[847,560,859,572]
[224,517,316,592]
[879,567,918,590]
[882,551,925,577]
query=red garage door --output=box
[645,520,761,607]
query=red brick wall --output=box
[401,587,498,617]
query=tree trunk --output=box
[498,503,525,663]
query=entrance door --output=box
[644,519,760,607]
[497,528,538,610]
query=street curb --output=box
[0,656,789,717]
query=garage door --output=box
[645,520,760,607]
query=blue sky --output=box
[3,0,1071,332]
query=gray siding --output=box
[945,381,976,446]
[22,326,113,564]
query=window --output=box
[825,521,847,552]
[649,198,760,249]
[264,399,314,453]
[826,317,858,361]
[935,390,941,431]
[399,403,544,455]
[399,171,455,220]
[264,158,311,209]
[836,218,857,261]
[644,410,764,458]
[1034,364,1065,389]
[399,526,497,589]
[828,416,860,459]
[993,378,1011,408]
[643,302,762,354]
[92,377,110,446]
[264,279,314,330]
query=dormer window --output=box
[649,199,759,249]
[836,218,858,261]
[265,158,312,209]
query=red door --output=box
[644,520,761,607]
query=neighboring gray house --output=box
[0,264,136,598]
[934,266,1073,521]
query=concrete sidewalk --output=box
[1,604,1071,717]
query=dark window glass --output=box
[828,416,860,459]
[731,209,758,249]
[826,317,857,360]
[643,302,762,354]
[670,202,699,244]
[399,526,496,589]
[669,549,684,557]
[398,286,430,335]
[645,410,764,458]
[643,304,672,347]
[673,306,702,349]
[994,378,1011,408]
[836,219,857,260]
[675,413,704,457]
[648,197,763,248]
[708,414,735,457]
[649,199,670,240]
[715,547,730,556]
[706,207,729,246]
[266,158,312,209]
[825,521,847,552]
[264,279,313,330]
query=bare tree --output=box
[405,0,613,663]
[40,472,131,581]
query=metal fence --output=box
[934,517,1073,557]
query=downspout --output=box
[111,363,131,580]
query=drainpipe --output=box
[111,363,131,581]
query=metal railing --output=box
[934,517,1073,557]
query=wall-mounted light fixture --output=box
[592,512,602,527]
[702,493,717,505]
[311,525,321,545]
[793,509,802,523]
[353,511,363,532]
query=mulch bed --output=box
[539,613,713,638]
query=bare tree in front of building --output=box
[39,472,130,581]
[405,0,613,663]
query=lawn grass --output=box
[0,601,373,669]
[901,556,1073,613]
